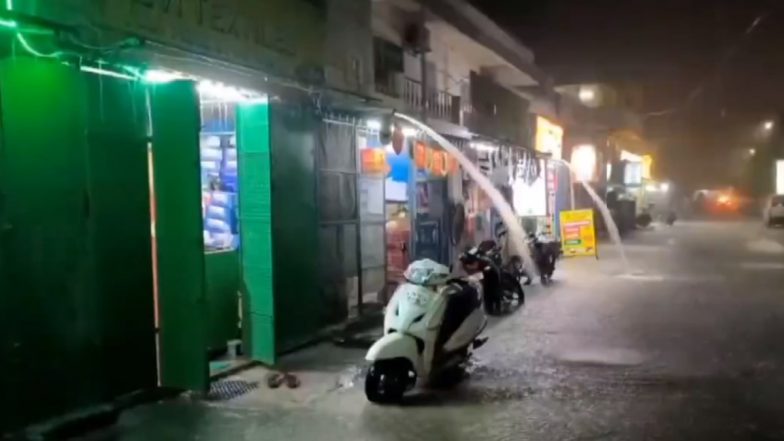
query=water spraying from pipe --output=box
[556,159,630,273]
[394,112,537,274]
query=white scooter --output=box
[365,259,487,403]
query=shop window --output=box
[374,38,404,96]
[200,101,240,251]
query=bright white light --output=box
[79,65,135,81]
[606,163,613,181]
[513,160,547,216]
[366,120,382,131]
[777,160,784,194]
[764,120,775,131]
[402,127,418,137]
[143,69,183,83]
[578,87,596,103]
[660,182,670,193]
[645,184,658,192]
[471,142,498,153]
[620,150,642,162]
[749,148,756,156]
[570,144,597,182]
[197,80,257,102]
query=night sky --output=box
[471,0,784,189]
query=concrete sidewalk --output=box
[197,277,559,410]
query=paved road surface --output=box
[84,220,784,441]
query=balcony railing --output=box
[376,74,461,125]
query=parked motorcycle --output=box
[365,259,488,403]
[459,240,525,314]
[523,233,560,285]
[665,210,677,226]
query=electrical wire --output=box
[6,0,62,57]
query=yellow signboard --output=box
[559,209,597,257]
[535,116,563,160]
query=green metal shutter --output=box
[0,58,156,431]
[236,100,276,363]
[149,81,209,391]
[268,101,320,351]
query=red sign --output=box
[361,148,389,175]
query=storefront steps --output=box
[205,310,384,408]
[202,340,370,409]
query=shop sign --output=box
[512,159,547,217]
[430,150,446,176]
[777,160,784,194]
[414,141,428,169]
[559,209,597,257]
[93,0,326,80]
[360,148,389,175]
[535,116,563,160]
[546,160,557,231]
[413,141,455,177]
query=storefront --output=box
[531,115,570,236]
[0,0,378,432]
[376,124,461,292]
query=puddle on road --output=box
[746,239,784,254]
[739,261,784,270]
[616,272,724,283]
[555,347,647,367]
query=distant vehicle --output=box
[693,189,742,214]
[764,195,784,227]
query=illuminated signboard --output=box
[535,116,563,160]
[777,160,784,195]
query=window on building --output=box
[374,38,404,96]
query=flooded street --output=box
[84,220,784,441]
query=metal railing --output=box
[376,74,461,124]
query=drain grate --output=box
[207,379,258,401]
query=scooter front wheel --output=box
[365,359,413,404]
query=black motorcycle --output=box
[459,240,525,314]
[521,233,560,285]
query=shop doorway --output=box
[148,79,275,390]
[413,177,449,264]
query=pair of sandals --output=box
[266,371,301,389]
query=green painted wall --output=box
[205,250,240,351]
[0,57,156,432]
[268,99,321,351]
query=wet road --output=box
[85,220,784,440]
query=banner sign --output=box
[559,209,597,257]
[413,141,456,177]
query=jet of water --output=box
[394,113,537,275]
[556,159,630,273]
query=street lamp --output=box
[570,144,597,182]
[578,87,596,104]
